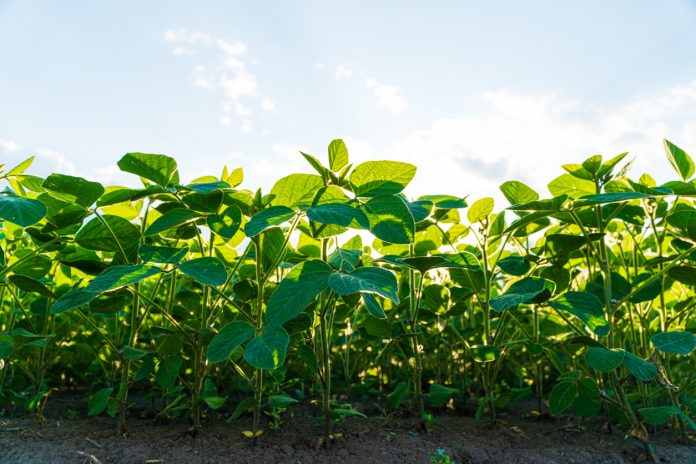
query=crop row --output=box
[1,139,695,459]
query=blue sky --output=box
[2,1,696,201]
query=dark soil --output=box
[0,399,693,464]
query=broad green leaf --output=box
[138,244,188,264]
[144,208,200,236]
[85,265,161,293]
[118,152,179,187]
[362,195,415,244]
[418,195,468,209]
[8,274,55,298]
[496,255,530,276]
[429,384,460,407]
[41,174,104,207]
[406,200,433,222]
[489,277,553,312]
[244,206,296,237]
[664,139,695,181]
[306,203,369,229]
[651,331,696,355]
[123,346,148,360]
[362,293,386,319]
[548,174,595,199]
[243,328,289,370]
[328,267,399,302]
[549,381,577,415]
[621,351,657,381]
[75,215,140,253]
[177,257,228,286]
[668,266,696,286]
[88,387,113,416]
[51,288,98,314]
[5,156,34,176]
[639,406,691,428]
[265,260,333,328]
[467,197,494,223]
[0,193,47,227]
[270,174,324,209]
[328,139,349,171]
[584,347,624,372]
[377,253,479,274]
[184,181,230,193]
[507,195,567,212]
[549,291,609,336]
[629,273,662,304]
[269,394,298,409]
[349,161,416,197]
[0,334,13,359]
[207,321,256,362]
[574,192,651,206]
[156,356,182,389]
[207,205,242,239]
[499,181,539,205]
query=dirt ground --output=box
[0,398,694,464]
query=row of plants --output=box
[1,139,695,460]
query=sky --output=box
[2,0,696,204]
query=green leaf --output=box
[668,266,696,286]
[549,381,577,415]
[144,208,200,236]
[0,334,14,359]
[548,174,595,199]
[268,394,298,409]
[328,139,349,171]
[584,347,624,372]
[507,195,567,212]
[328,267,399,302]
[138,244,188,264]
[75,215,141,253]
[41,174,104,208]
[184,181,230,193]
[0,193,47,227]
[574,192,651,206]
[243,328,289,370]
[88,387,113,416]
[418,194,468,209]
[489,277,553,312]
[500,181,539,205]
[207,321,256,362]
[467,197,494,223]
[306,203,369,229]
[51,288,98,314]
[207,205,242,239]
[406,200,433,222]
[8,274,56,298]
[549,291,609,336]
[265,260,333,328]
[496,255,530,276]
[630,273,662,304]
[621,351,657,381]
[664,139,695,181]
[156,356,182,389]
[429,384,460,407]
[270,174,325,209]
[639,406,686,426]
[123,346,148,360]
[362,195,415,244]
[85,265,161,293]
[118,152,179,187]
[362,293,386,319]
[349,160,416,197]
[244,206,296,237]
[177,257,228,286]
[651,331,696,355]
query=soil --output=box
[0,399,694,464]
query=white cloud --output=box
[314,62,326,71]
[387,81,696,201]
[36,148,77,175]
[365,78,408,114]
[164,28,274,131]
[0,139,19,152]
[335,65,354,80]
